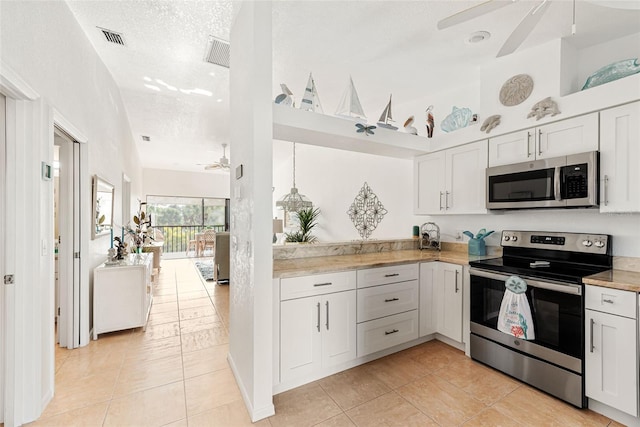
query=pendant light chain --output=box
[276,141,313,212]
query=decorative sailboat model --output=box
[300,73,324,113]
[335,76,366,122]
[376,94,398,130]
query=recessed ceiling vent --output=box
[204,36,230,68]
[141,135,151,142]
[98,27,126,46]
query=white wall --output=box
[0,1,143,422]
[429,211,640,257]
[228,1,275,421]
[0,0,143,265]
[273,140,419,241]
[143,168,230,199]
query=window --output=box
[146,195,229,229]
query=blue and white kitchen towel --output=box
[497,276,535,340]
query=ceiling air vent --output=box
[204,36,230,68]
[141,135,151,142]
[98,27,126,46]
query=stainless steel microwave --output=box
[486,151,599,209]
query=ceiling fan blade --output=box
[497,0,551,57]
[437,0,516,30]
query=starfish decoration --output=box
[347,182,388,240]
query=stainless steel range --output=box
[469,230,612,408]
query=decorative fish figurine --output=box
[355,123,376,136]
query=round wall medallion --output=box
[499,74,534,106]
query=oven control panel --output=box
[501,230,610,254]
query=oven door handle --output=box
[469,268,582,296]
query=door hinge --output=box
[4,274,15,285]
[74,252,80,259]
[57,307,61,316]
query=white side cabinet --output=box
[419,262,463,343]
[585,285,638,417]
[599,101,640,213]
[414,140,488,215]
[279,271,357,384]
[488,113,599,167]
[93,253,153,339]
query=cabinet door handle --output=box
[314,282,332,287]
[526,131,532,158]
[384,297,399,302]
[384,273,399,278]
[537,129,543,156]
[439,191,444,210]
[385,329,399,335]
[603,175,609,206]
[589,318,595,353]
[445,191,450,210]
[316,302,321,332]
[455,270,460,293]
[603,298,614,304]
[325,301,329,330]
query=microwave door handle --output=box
[554,167,562,201]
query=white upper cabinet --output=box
[414,140,488,215]
[487,129,533,167]
[488,113,599,167]
[599,101,640,213]
[446,141,488,214]
[414,150,446,214]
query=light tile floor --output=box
[27,258,622,427]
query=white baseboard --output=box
[227,353,275,422]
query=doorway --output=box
[54,127,81,349]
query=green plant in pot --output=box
[285,207,320,243]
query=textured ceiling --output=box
[65,0,640,172]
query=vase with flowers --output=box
[125,201,154,253]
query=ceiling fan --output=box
[437,0,558,58]
[199,143,230,171]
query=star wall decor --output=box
[347,182,388,240]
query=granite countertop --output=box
[273,249,496,278]
[583,270,640,293]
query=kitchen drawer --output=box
[356,310,419,357]
[357,263,418,289]
[281,271,357,301]
[585,285,637,319]
[357,280,418,323]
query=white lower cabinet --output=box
[279,272,357,384]
[585,285,638,417]
[419,261,463,343]
[355,264,420,357]
[357,310,419,357]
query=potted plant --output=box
[285,207,320,243]
[126,201,153,253]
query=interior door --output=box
[0,91,6,425]
[55,129,82,348]
[72,141,81,346]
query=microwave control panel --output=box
[562,163,589,199]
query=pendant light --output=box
[276,142,313,212]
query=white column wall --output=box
[228,1,275,421]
